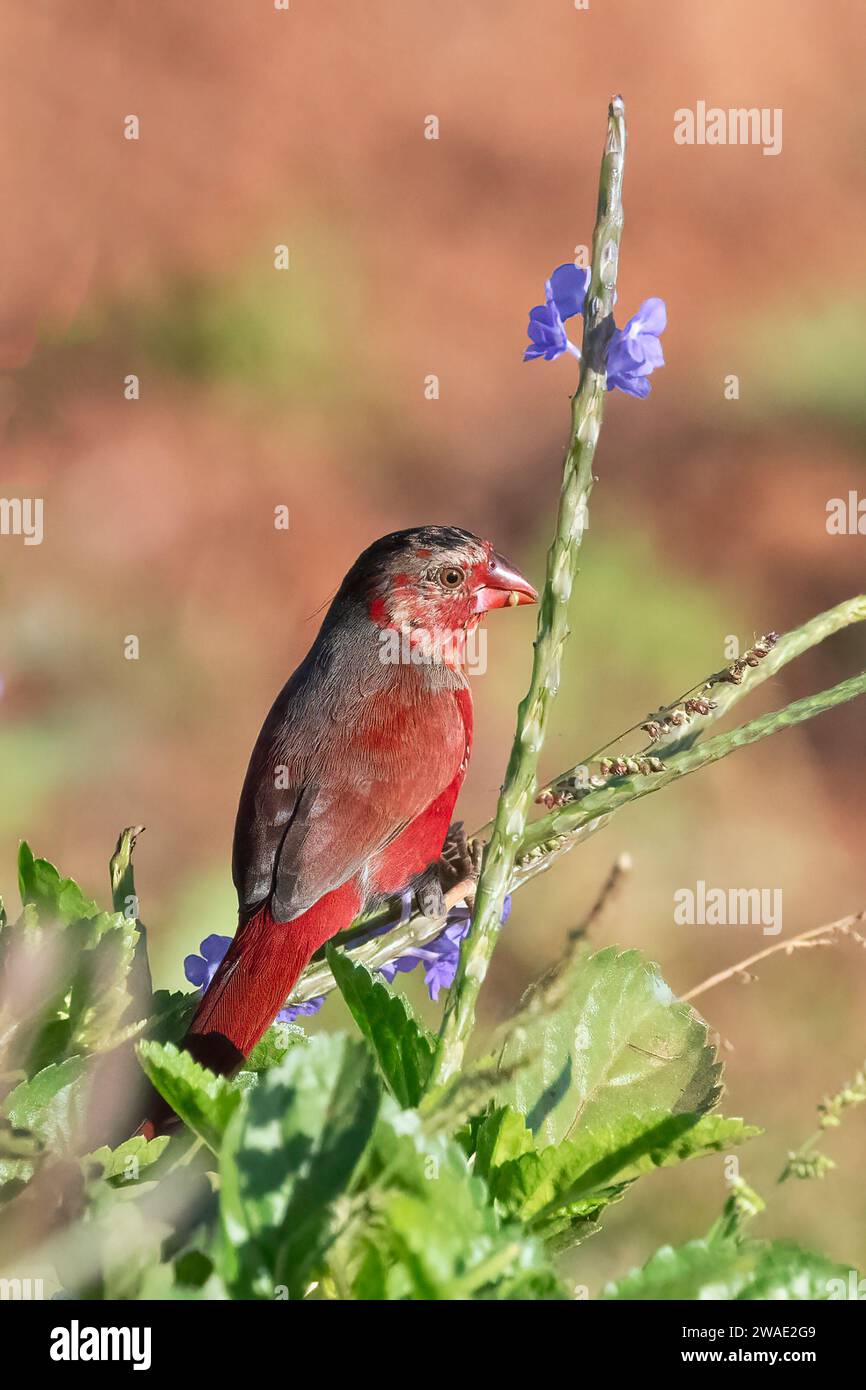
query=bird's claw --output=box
[414,863,447,919]
[411,823,480,919]
[438,821,480,891]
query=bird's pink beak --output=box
[472,550,538,613]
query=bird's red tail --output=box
[136,885,359,1136]
[184,904,313,1072]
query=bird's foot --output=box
[438,820,482,891]
[413,862,447,919]
[410,824,481,920]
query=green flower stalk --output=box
[520,668,866,859]
[429,97,628,1089]
[780,1057,866,1183]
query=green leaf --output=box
[242,1021,309,1074]
[82,1134,170,1182]
[423,1051,535,1138]
[109,825,144,915]
[350,1098,565,1300]
[17,842,101,924]
[746,1244,859,1300]
[235,1024,309,1094]
[218,1033,381,1298]
[610,1112,761,1180]
[473,1104,535,1181]
[136,1041,243,1153]
[68,913,142,1051]
[23,1017,74,1076]
[3,847,144,1067]
[146,989,198,1045]
[54,1181,174,1299]
[602,1237,858,1301]
[2,1056,88,1155]
[0,920,75,1073]
[491,1113,759,1229]
[327,944,435,1107]
[496,945,722,1145]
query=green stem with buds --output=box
[650,593,866,761]
[520,669,866,857]
[428,96,628,1089]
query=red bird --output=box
[140,527,535,1131]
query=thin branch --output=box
[536,593,866,803]
[681,911,866,1003]
[518,668,866,858]
[513,854,632,1017]
[654,594,865,759]
[569,851,632,941]
[428,96,628,1090]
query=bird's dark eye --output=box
[438,565,465,589]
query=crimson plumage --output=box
[139,526,535,1132]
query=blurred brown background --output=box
[1,0,864,1289]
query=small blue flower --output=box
[378,909,471,1001]
[378,895,512,1001]
[523,263,666,396]
[548,262,591,320]
[183,934,324,1025]
[183,934,232,990]
[280,995,326,1023]
[605,297,667,398]
[523,263,589,362]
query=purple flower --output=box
[183,934,232,990]
[379,895,512,1002]
[605,298,666,398]
[523,262,666,396]
[523,263,588,362]
[379,910,470,1001]
[183,933,324,1025]
[280,995,326,1023]
[548,262,591,319]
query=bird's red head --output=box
[340,526,537,653]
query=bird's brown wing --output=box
[232,670,468,924]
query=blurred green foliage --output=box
[743,296,866,431]
[1,841,860,1300]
